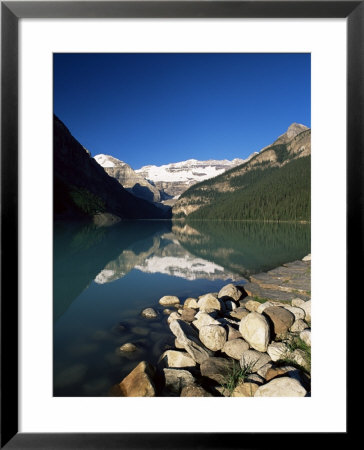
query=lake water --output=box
[53,220,310,396]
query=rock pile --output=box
[113,255,311,397]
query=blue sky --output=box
[54,53,310,169]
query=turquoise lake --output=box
[53,220,310,396]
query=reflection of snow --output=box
[94,269,117,284]
[135,256,237,281]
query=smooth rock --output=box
[254,377,307,397]
[167,312,181,324]
[290,319,309,332]
[218,283,242,302]
[200,357,235,384]
[257,362,274,379]
[159,350,196,368]
[180,308,196,323]
[263,306,295,336]
[119,343,137,352]
[163,368,196,395]
[229,307,249,320]
[227,325,243,341]
[192,312,220,331]
[175,338,184,349]
[245,373,265,385]
[232,382,259,397]
[222,338,249,360]
[292,298,305,308]
[283,305,306,321]
[240,350,271,373]
[169,319,212,364]
[159,295,180,306]
[302,254,311,261]
[239,312,270,352]
[244,299,262,312]
[141,307,158,319]
[300,329,311,347]
[184,298,199,309]
[199,325,227,351]
[118,361,155,397]
[256,301,277,314]
[180,385,213,397]
[301,300,311,323]
[292,349,310,370]
[197,293,222,312]
[163,308,173,315]
[267,342,288,361]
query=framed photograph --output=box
[2,1,358,448]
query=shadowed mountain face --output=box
[53,115,171,222]
[173,124,311,221]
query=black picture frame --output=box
[1,1,359,448]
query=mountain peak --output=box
[286,123,308,139]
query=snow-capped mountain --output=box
[135,155,257,199]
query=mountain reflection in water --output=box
[53,220,310,396]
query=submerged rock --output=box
[119,343,137,352]
[141,308,158,319]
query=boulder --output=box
[163,308,173,315]
[163,368,196,395]
[222,338,249,360]
[291,298,305,308]
[167,312,181,324]
[200,357,235,384]
[159,350,196,368]
[263,306,295,336]
[265,366,289,381]
[180,308,196,323]
[232,382,259,397]
[256,301,277,314]
[267,342,288,361]
[218,283,242,302]
[245,373,265,385]
[197,293,222,312]
[301,300,311,323]
[169,319,212,364]
[226,325,243,341]
[290,319,309,332]
[180,385,213,397]
[244,299,262,312]
[254,377,307,397]
[257,362,274,379]
[119,343,137,352]
[283,305,306,321]
[239,312,270,352]
[302,254,311,261]
[300,329,311,347]
[229,307,249,320]
[175,338,184,349]
[292,349,310,370]
[184,298,199,309]
[118,361,155,397]
[192,312,221,331]
[240,350,271,373]
[159,295,180,306]
[141,307,158,319]
[199,324,227,351]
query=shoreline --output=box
[112,254,311,397]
